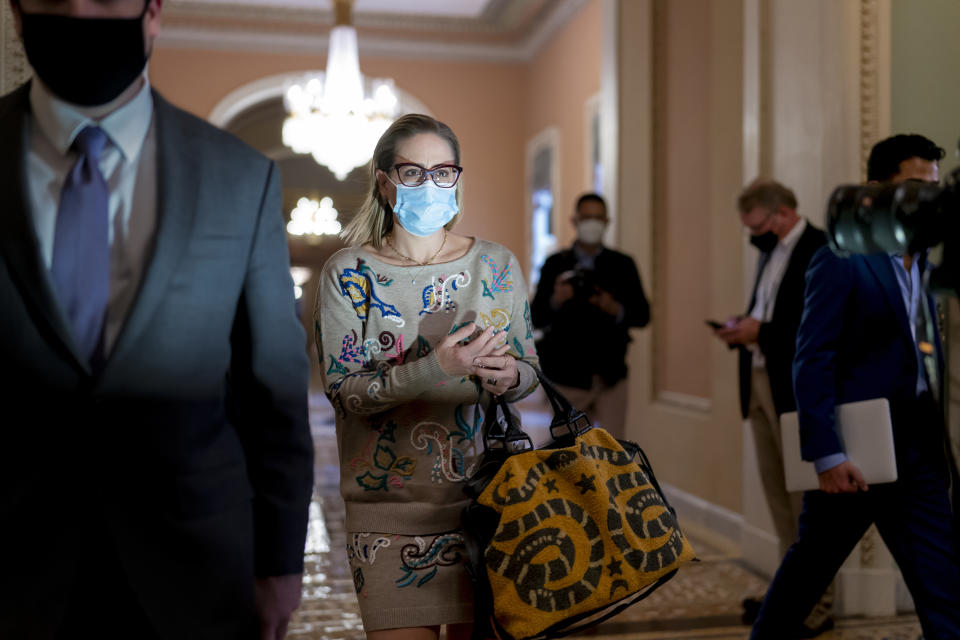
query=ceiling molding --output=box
[163,0,544,33]
[156,0,589,63]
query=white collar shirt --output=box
[25,75,158,355]
[749,218,807,367]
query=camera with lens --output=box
[561,268,598,300]
[826,158,960,295]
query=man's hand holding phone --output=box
[712,316,761,346]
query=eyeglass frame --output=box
[392,162,463,188]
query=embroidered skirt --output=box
[346,530,474,631]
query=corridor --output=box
[288,393,923,640]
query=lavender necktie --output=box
[51,126,110,365]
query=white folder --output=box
[780,398,897,492]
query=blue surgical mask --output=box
[391,181,459,237]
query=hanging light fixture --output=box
[287,196,343,239]
[282,0,399,180]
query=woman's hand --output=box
[435,323,505,377]
[471,342,519,396]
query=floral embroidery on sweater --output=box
[339,261,405,327]
[480,254,513,300]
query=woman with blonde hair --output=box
[315,113,539,639]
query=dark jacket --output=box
[531,245,649,389]
[739,222,826,417]
[793,246,944,462]
[0,83,313,639]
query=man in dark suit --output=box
[714,180,830,635]
[531,193,649,439]
[0,0,313,638]
[750,135,960,639]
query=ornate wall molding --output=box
[858,0,891,179]
[1,2,30,95]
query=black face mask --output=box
[19,1,150,107]
[750,231,778,253]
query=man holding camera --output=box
[750,135,960,639]
[531,193,649,439]
[713,180,831,635]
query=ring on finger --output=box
[486,377,497,386]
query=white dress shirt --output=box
[25,75,158,355]
[749,218,808,367]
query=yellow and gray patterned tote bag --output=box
[462,372,696,640]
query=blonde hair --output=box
[341,113,464,248]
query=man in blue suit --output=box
[0,0,313,638]
[751,134,960,639]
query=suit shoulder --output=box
[802,223,827,245]
[153,92,271,170]
[807,244,855,280]
[544,247,572,262]
[601,246,639,265]
[810,243,837,264]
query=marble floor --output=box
[289,391,923,640]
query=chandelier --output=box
[287,196,343,239]
[282,0,399,180]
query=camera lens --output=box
[827,181,944,256]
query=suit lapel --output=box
[105,93,200,370]
[746,251,770,314]
[770,225,818,315]
[863,253,915,349]
[0,83,89,373]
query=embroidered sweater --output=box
[315,239,540,534]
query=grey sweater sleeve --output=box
[315,256,460,415]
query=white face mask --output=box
[576,219,606,245]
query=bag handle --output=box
[481,394,534,453]
[532,367,593,440]
[480,367,592,453]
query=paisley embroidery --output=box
[396,533,466,589]
[411,421,476,483]
[365,364,391,401]
[420,271,471,315]
[523,300,534,339]
[362,331,398,364]
[347,532,393,565]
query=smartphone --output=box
[705,319,724,330]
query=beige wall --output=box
[148,50,529,266]
[524,0,603,249]
[891,0,960,175]
[652,0,713,400]
[618,0,746,514]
